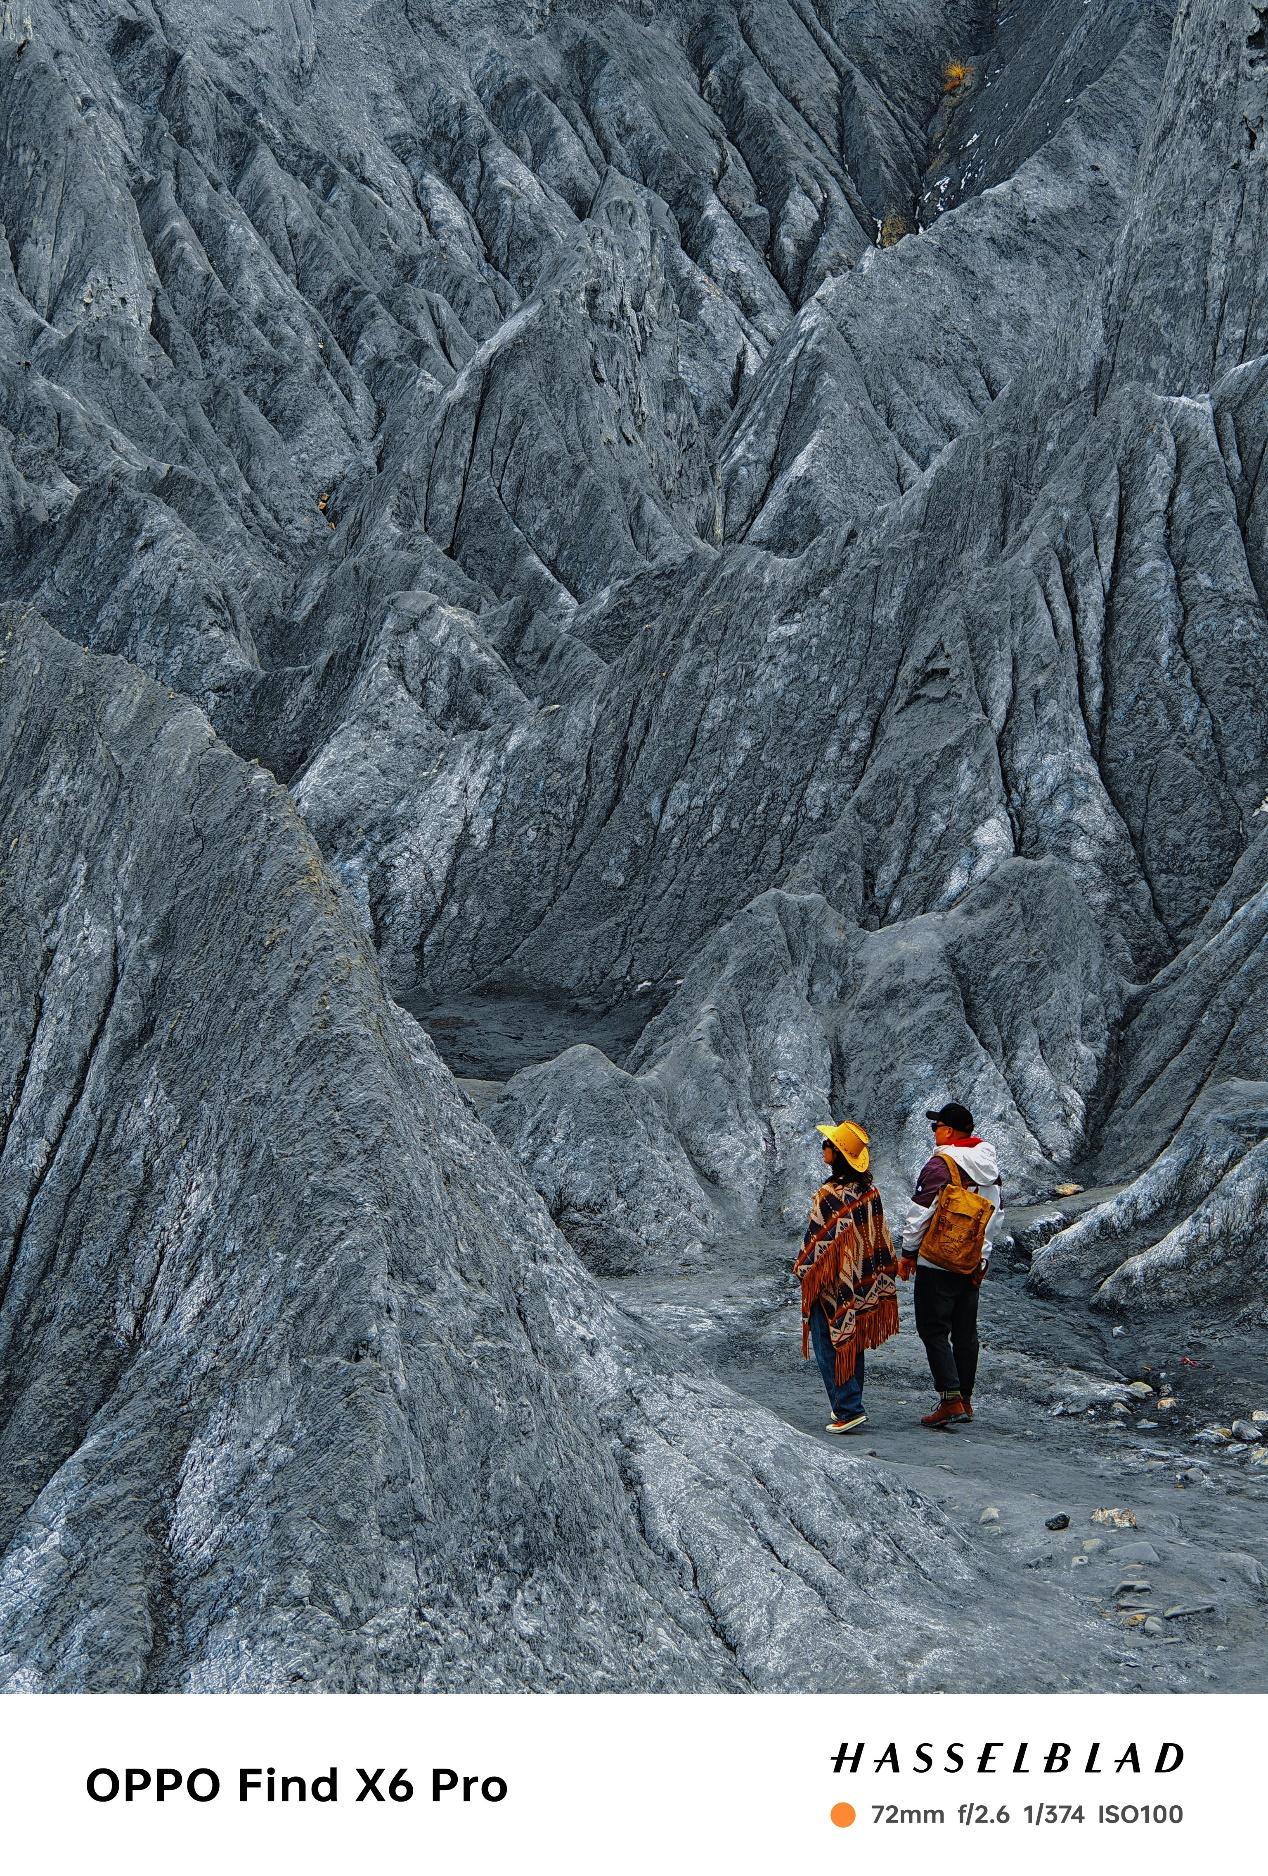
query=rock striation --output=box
[0,610,1090,1692]
[1,0,1266,1689]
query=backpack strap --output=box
[937,1151,976,1190]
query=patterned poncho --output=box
[793,1180,900,1385]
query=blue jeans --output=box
[810,1304,864,1418]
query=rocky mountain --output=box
[0,605,1092,1692]
[1,0,1265,1690]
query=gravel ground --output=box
[608,1245,1268,1692]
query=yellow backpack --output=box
[921,1154,993,1275]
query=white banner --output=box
[0,1691,1252,1873]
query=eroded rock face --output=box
[474,0,1268,1296]
[1030,1080,1268,1315]
[0,0,1265,1690]
[488,865,1123,1275]
[1030,829,1268,1320]
[4,610,1100,1693]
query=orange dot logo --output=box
[830,1802,857,1828]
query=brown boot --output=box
[921,1396,968,1428]
[961,1398,974,1422]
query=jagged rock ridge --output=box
[1,0,1266,1690]
[0,608,1093,1692]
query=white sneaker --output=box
[826,1413,867,1433]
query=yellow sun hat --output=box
[815,1118,870,1173]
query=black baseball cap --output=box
[926,1102,973,1132]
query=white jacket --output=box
[903,1140,1002,1268]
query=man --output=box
[897,1101,1002,1428]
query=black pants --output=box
[913,1266,979,1401]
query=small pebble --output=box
[1164,1603,1215,1619]
[1231,1419,1262,1443]
[980,1506,1001,1524]
[1127,1381,1154,1397]
[1142,1616,1165,1638]
[1045,1513,1070,1531]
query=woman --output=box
[793,1118,899,1433]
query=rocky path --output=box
[611,1251,1268,1692]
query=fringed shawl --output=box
[793,1180,899,1385]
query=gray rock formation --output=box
[1,609,1093,1692]
[1,0,1265,1690]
